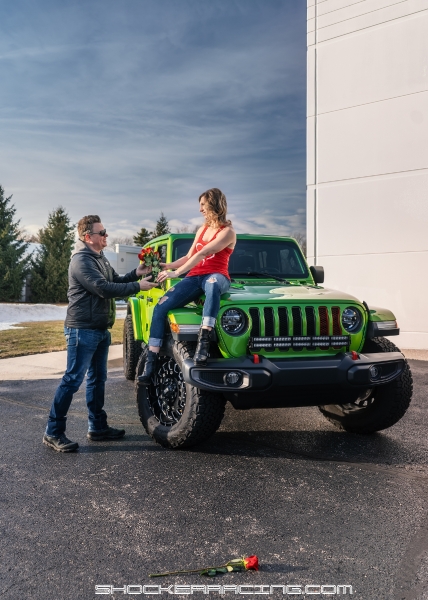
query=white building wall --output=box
[104,244,141,275]
[307,0,428,349]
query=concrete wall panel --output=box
[307,29,316,46]
[318,0,369,16]
[307,5,316,20]
[318,0,427,43]
[307,116,317,185]
[318,11,428,113]
[317,90,428,182]
[306,189,316,264]
[318,0,404,28]
[316,170,428,256]
[307,47,316,117]
[320,251,428,348]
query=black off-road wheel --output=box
[135,341,226,449]
[318,337,413,434]
[123,315,142,381]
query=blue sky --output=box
[0,0,306,241]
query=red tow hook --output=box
[351,351,359,360]
[252,354,260,364]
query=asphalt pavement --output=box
[0,349,427,600]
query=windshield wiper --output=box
[232,271,290,283]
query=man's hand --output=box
[136,263,152,277]
[138,276,157,291]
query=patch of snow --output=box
[0,323,25,331]
[0,303,68,326]
[0,302,126,331]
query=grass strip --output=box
[0,319,124,359]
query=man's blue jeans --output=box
[149,273,230,347]
[45,327,111,437]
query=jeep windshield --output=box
[172,238,309,279]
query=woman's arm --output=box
[161,255,188,270]
[157,227,236,282]
[160,227,204,269]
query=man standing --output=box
[43,215,156,452]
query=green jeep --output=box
[123,233,412,449]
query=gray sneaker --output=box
[43,433,79,452]
[87,426,126,441]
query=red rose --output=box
[150,554,261,578]
[243,556,259,571]
[138,248,151,260]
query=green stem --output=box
[149,564,229,578]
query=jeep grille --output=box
[249,305,350,351]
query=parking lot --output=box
[1,357,427,599]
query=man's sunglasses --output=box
[87,229,107,237]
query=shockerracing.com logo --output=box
[95,584,353,595]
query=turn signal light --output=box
[170,323,180,333]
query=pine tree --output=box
[30,207,75,303]
[133,227,153,247]
[153,212,170,238]
[0,185,29,301]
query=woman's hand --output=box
[136,263,152,277]
[157,270,176,284]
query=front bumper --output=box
[182,351,405,394]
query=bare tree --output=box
[291,231,307,257]
[107,236,134,250]
[175,224,200,234]
[17,228,40,243]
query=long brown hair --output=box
[199,188,232,229]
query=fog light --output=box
[369,365,380,380]
[224,371,241,385]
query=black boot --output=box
[194,328,212,365]
[138,350,158,384]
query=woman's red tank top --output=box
[187,226,233,279]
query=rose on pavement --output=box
[149,555,260,578]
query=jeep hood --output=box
[224,283,362,305]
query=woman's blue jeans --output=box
[45,327,111,437]
[148,273,230,347]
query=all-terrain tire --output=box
[135,341,226,449]
[123,315,142,380]
[318,337,413,434]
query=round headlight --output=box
[221,308,247,336]
[341,307,363,333]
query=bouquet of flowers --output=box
[149,555,259,578]
[138,247,161,280]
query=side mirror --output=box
[310,265,324,284]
